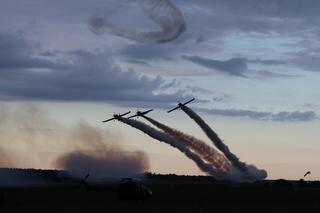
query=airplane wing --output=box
[127,114,138,119]
[167,98,195,113]
[102,111,131,122]
[167,106,180,113]
[119,111,131,117]
[128,110,152,118]
[102,118,116,123]
[182,98,195,106]
[142,109,153,115]
[83,173,90,180]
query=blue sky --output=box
[0,0,319,180]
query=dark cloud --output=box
[182,56,248,77]
[126,59,152,66]
[198,108,318,122]
[249,59,287,65]
[203,0,320,18]
[3,0,318,77]
[0,30,189,104]
[179,0,320,35]
[119,32,218,67]
[252,70,303,79]
[183,55,301,79]
[0,31,63,72]
[121,43,175,61]
[289,51,320,72]
[116,0,320,78]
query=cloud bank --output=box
[198,108,318,122]
[0,30,189,104]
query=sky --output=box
[0,0,320,180]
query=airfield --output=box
[1,102,319,212]
[0,170,320,212]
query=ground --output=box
[0,181,320,213]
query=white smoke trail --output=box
[88,0,186,43]
[182,106,267,181]
[118,117,228,179]
[141,115,231,173]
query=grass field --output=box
[1,181,320,213]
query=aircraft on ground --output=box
[117,178,152,202]
[81,174,152,202]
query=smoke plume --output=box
[88,0,186,43]
[0,148,15,168]
[182,106,267,181]
[141,115,231,173]
[54,122,149,178]
[0,104,149,181]
[118,117,228,179]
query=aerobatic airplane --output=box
[167,98,195,113]
[102,111,131,122]
[128,109,153,119]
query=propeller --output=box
[81,173,90,191]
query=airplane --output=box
[81,174,152,201]
[117,178,152,202]
[102,111,131,122]
[167,98,195,113]
[127,109,153,119]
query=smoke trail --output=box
[182,106,267,181]
[141,115,231,173]
[88,0,186,43]
[118,117,228,179]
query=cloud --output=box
[212,94,232,103]
[289,51,320,72]
[249,59,287,65]
[182,56,247,77]
[197,108,318,122]
[185,86,212,94]
[183,55,302,79]
[116,0,320,79]
[3,0,319,78]
[121,43,175,61]
[0,30,191,104]
[0,31,63,72]
[180,0,320,33]
[252,70,303,79]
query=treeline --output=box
[144,172,216,182]
[0,168,75,182]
